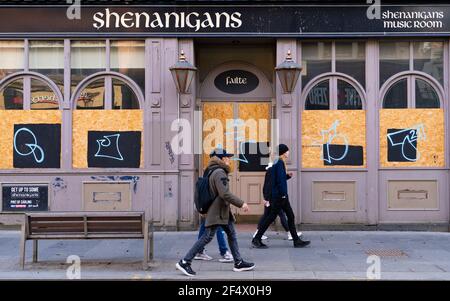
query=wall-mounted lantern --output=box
[275,50,302,94]
[169,50,197,94]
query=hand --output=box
[200,213,207,218]
[288,172,294,177]
[264,200,270,207]
[242,203,249,212]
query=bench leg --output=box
[32,240,38,263]
[143,221,154,270]
[19,224,26,269]
[149,223,154,261]
[143,221,149,270]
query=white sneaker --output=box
[194,250,213,261]
[287,232,303,241]
[218,251,233,263]
[253,230,268,240]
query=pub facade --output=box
[0,1,450,231]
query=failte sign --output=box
[0,5,450,37]
[214,70,259,94]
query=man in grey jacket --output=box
[176,148,255,276]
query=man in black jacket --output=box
[252,144,310,249]
[253,162,302,240]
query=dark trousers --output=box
[254,196,299,241]
[257,204,289,232]
[183,220,242,264]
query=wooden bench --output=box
[19,211,153,270]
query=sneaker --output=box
[176,260,196,277]
[233,260,255,272]
[251,238,268,249]
[219,251,234,263]
[287,232,303,241]
[194,250,213,261]
[252,230,268,240]
[293,238,311,248]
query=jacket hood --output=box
[207,156,231,174]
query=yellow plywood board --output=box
[380,109,444,167]
[72,110,143,168]
[0,110,62,169]
[302,110,366,168]
[238,103,271,142]
[202,102,234,170]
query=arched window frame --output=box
[301,72,367,110]
[70,71,145,110]
[0,71,63,110]
[379,71,445,109]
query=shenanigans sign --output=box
[0,5,450,37]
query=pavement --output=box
[1,228,450,280]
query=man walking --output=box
[252,144,310,249]
[176,148,255,276]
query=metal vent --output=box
[365,249,408,257]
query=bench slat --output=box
[25,212,146,236]
[87,216,143,221]
[30,222,84,227]
[30,216,84,222]
[28,234,145,239]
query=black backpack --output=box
[262,166,273,201]
[194,166,221,214]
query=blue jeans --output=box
[198,220,228,256]
[184,220,242,264]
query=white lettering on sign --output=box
[382,10,444,29]
[93,9,242,31]
[226,76,247,85]
[31,95,58,105]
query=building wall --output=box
[0,36,449,230]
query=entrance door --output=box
[202,102,271,219]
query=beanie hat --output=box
[278,144,289,156]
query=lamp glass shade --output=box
[277,68,301,94]
[169,53,197,94]
[275,53,302,94]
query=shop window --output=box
[71,41,106,93]
[112,78,139,109]
[74,75,141,110]
[0,79,23,110]
[305,80,329,110]
[415,79,440,108]
[29,41,64,94]
[30,78,60,110]
[382,77,440,109]
[379,75,444,167]
[379,42,409,87]
[380,41,444,87]
[301,79,366,168]
[0,41,24,81]
[305,77,364,110]
[413,42,444,85]
[337,80,362,110]
[110,41,145,93]
[1,76,60,110]
[302,41,365,88]
[335,42,365,88]
[301,42,332,88]
[76,78,105,109]
[382,78,407,108]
